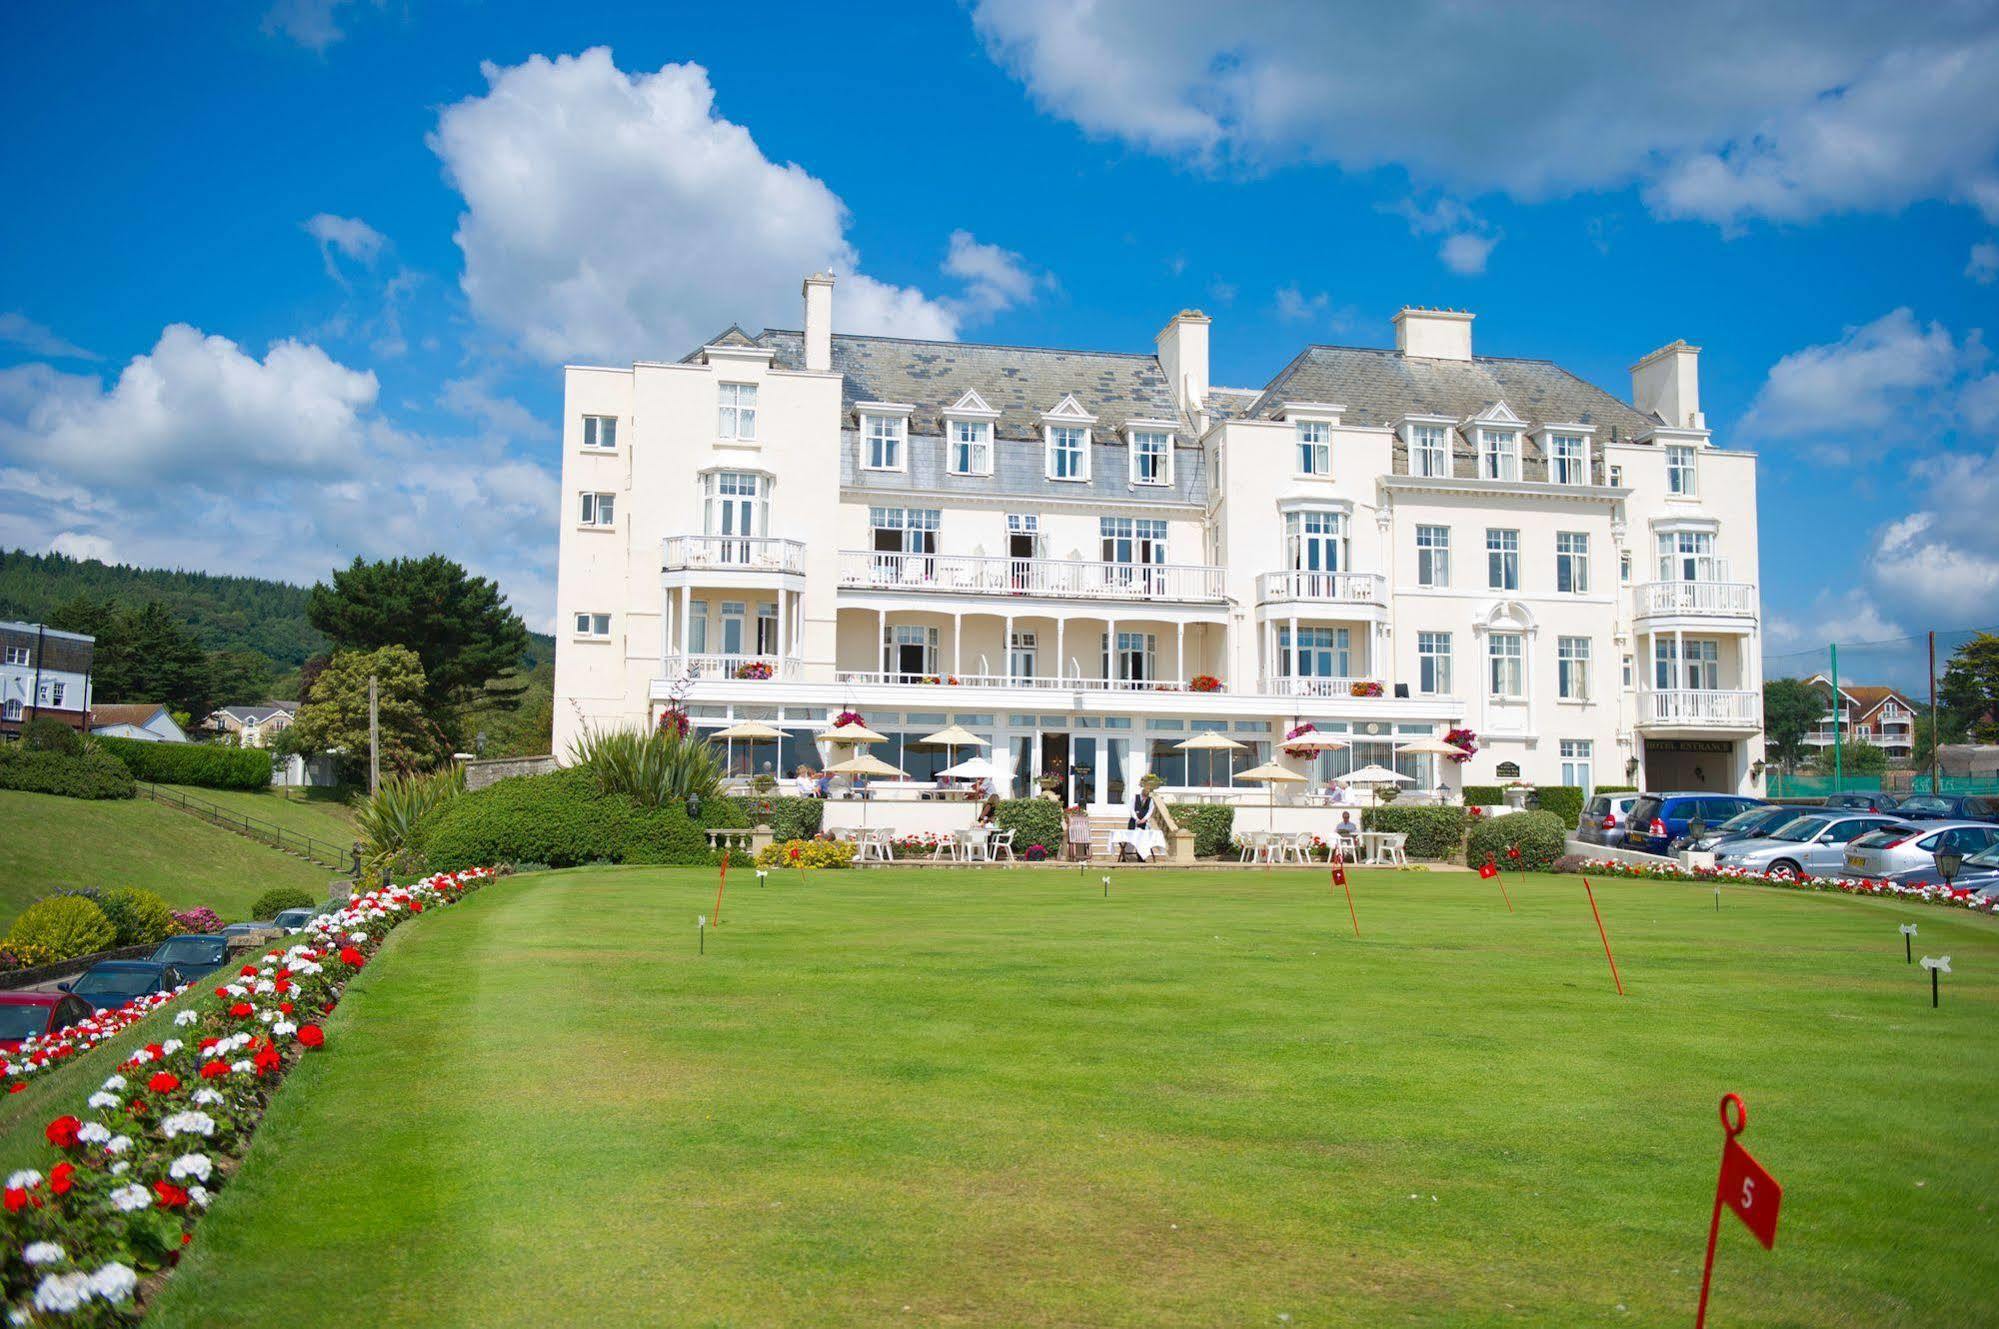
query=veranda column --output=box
[678,585,691,658]
[1175,621,1186,686]
[775,587,788,675]
[877,607,887,677]
[952,611,963,677]
[1288,614,1300,686]
[1107,617,1118,686]
[1004,613,1015,683]
[1674,627,1685,717]
[1056,617,1067,683]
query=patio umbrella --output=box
[1282,733,1350,751]
[1394,738,1471,757]
[713,720,784,778]
[1343,763,1416,807]
[1235,761,1308,831]
[915,724,989,783]
[826,751,907,825]
[937,756,999,781]
[1176,731,1247,787]
[822,721,887,744]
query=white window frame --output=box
[49,681,65,707]
[1417,631,1453,696]
[1549,432,1590,485]
[1129,429,1173,486]
[1009,631,1038,680]
[1279,625,1351,679]
[1555,532,1589,594]
[1411,423,1449,478]
[1667,444,1697,496]
[1608,463,1624,487]
[1,699,18,721]
[1296,421,1331,477]
[581,415,617,450]
[948,419,993,477]
[717,383,758,441]
[1285,508,1348,574]
[573,612,612,640]
[1557,636,1591,701]
[579,492,616,528]
[1416,525,1450,587]
[1560,739,1593,794]
[862,413,906,472]
[1480,430,1521,482]
[702,471,769,546]
[1487,528,1519,591]
[1488,633,1525,699]
[2,646,26,667]
[1046,424,1090,481]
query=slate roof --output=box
[758,330,1185,441]
[839,434,1208,508]
[0,622,94,674]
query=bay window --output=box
[1285,509,1348,575]
[1654,637,1721,690]
[1281,626,1351,679]
[1656,530,1716,581]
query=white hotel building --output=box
[553,275,1764,808]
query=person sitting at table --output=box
[1334,810,1360,853]
[794,765,817,798]
[976,785,999,826]
[815,768,833,799]
[1065,803,1092,861]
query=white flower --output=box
[11,1305,32,1325]
[168,1153,212,1183]
[108,1184,150,1212]
[161,1039,183,1055]
[257,1010,275,1024]
[104,1135,132,1155]
[160,1110,215,1139]
[102,1074,127,1092]
[77,1121,111,1146]
[110,1161,129,1176]
[192,1088,224,1107]
[88,1263,137,1304]
[5,1170,42,1191]
[188,1184,212,1208]
[230,1059,253,1075]
[273,1021,297,1037]
[174,1010,199,1026]
[349,931,369,942]
[22,1242,65,1266]
[87,1091,119,1110]
[31,1271,92,1313]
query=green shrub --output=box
[251,887,317,919]
[1168,804,1236,858]
[357,766,463,868]
[618,805,711,865]
[1593,785,1637,795]
[417,767,736,873]
[1466,810,1569,872]
[1462,785,1509,806]
[1361,805,1468,860]
[569,725,721,809]
[1535,786,1585,827]
[6,896,117,961]
[97,735,271,790]
[763,797,824,843]
[0,745,135,799]
[995,798,1064,856]
[98,887,180,946]
[19,717,82,754]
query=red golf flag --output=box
[1331,859,1347,887]
[1696,1094,1783,1328]
[1477,859,1499,879]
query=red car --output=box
[0,992,95,1054]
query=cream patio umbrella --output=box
[826,751,907,825]
[1235,760,1309,831]
[1394,737,1473,757]
[1175,731,1247,790]
[915,724,989,789]
[822,721,888,744]
[712,719,785,779]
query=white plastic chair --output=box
[1287,831,1315,865]
[1380,832,1409,866]
[990,829,1015,863]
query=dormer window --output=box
[1480,430,1520,482]
[949,419,992,476]
[862,412,906,471]
[717,384,758,440]
[1667,444,1697,495]
[1048,425,1088,480]
[1130,429,1172,485]
[1548,432,1590,485]
[1297,421,1331,476]
[1412,424,1448,478]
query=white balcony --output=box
[663,653,803,682]
[663,536,806,576]
[1633,579,1758,621]
[833,669,1205,693]
[1637,689,1761,730]
[1259,675,1386,700]
[836,551,1226,603]
[1257,570,1387,606]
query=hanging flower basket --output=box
[1189,675,1224,693]
[1443,727,1478,763]
[1282,722,1321,758]
[657,707,690,737]
[832,710,866,729]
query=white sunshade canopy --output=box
[712,721,785,741]
[1176,732,1248,751]
[915,725,989,749]
[937,756,1000,780]
[822,722,888,744]
[1343,764,1415,785]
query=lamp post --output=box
[1936,848,1964,889]
[1688,811,1708,849]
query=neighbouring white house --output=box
[203,704,295,748]
[1801,676,1920,761]
[551,275,1765,805]
[89,702,190,744]
[0,620,93,738]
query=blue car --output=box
[1620,792,1769,856]
[60,960,183,1012]
[1885,793,1999,824]
[147,934,231,982]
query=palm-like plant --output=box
[570,724,723,810]
[356,764,465,865]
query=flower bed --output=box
[0,867,496,1322]
[3,989,191,1095]
[1560,856,1999,915]
[754,839,855,869]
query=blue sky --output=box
[2,1,1996,677]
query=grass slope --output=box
[150,867,1998,1328]
[0,788,328,929]
[157,783,358,849]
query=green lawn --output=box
[156,782,358,849]
[148,866,1998,1328]
[0,788,330,929]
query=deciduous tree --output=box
[1940,633,1999,742]
[289,646,444,781]
[1762,677,1823,772]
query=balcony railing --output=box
[836,551,1226,603]
[832,670,1208,693]
[663,536,806,575]
[1634,579,1757,618]
[663,653,802,681]
[1259,675,1382,699]
[1638,689,1761,727]
[1257,570,1387,605]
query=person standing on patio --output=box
[1128,783,1155,830]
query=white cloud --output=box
[1385,197,1501,275]
[261,0,374,51]
[1969,242,1999,285]
[303,213,386,281]
[1766,590,1903,656]
[430,50,1032,363]
[1273,286,1326,321]
[941,231,1042,318]
[440,373,556,443]
[0,313,97,362]
[1439,232,1499,277]
[1738,309,1963,445]
[48,531,118,563]
[971,1,1999,226]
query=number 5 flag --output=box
[1718,1134,1781,1248]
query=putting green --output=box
[147,865,1999,1327]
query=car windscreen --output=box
[152,940,224,965]
[1967,842,1999,868]
[1721,807,1781,832]
[0,1006,51,1040]
[1848,827,1909,849]
[1628,798,1662,825]
[1897,797,1950,814]
[1767,816,1833,842]
[71,972,147,997]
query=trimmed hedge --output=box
[416,767,733,872]
[763,796,824,843]
[251,887,316,919]
[1361,805,1468,860]
[0,745,135,799]
[1466,810,1569,872]
[994,798,1064,857]
[6,896,116,961]
[1593,785,1638,795]
[1462,784,1509,806]
[1535,785,1585,827]
[97,735,272,790]
[1168,804,1236,859]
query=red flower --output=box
[338,946,365,968]
[213,987,231,999]
[253,1045,282,1076]
[50,1162,74,1196]
[7,1084,23,1095]
[240,964,258,977]
[228,1002,254,1018]
[44,1115,81,1148]
[296,1024,325,1049]
[153,1179,190,1208]
[273,977,292,994]
[199,1060,231,1080]
[128,1098,147,1116]
[2,1188,27,1213]
[279,1001,294,1014]
[198,1036,220,1051]
[148,1071,181,1094]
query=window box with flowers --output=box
[734,660,775,680]
[1349,681,1385,698]
[1189,675,1224,693]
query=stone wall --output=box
[462,754,558,792]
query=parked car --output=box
[1576,793,1643,846]
[147,934,231,982]
[0,992,95,1053]
[272,908,318,933]
[1882,840,1999,892]
[1820,791,1903,813]
[1620,793,1769,856]
[60,960,183,1011]
[1712,813,1906,878]
[1669,803,1800,855]
[1881,792,1999,823]
[1843,821,1999,878]
[220,922,272,941]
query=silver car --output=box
[1843,821,1999,878]
[1712,813,1906,878]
